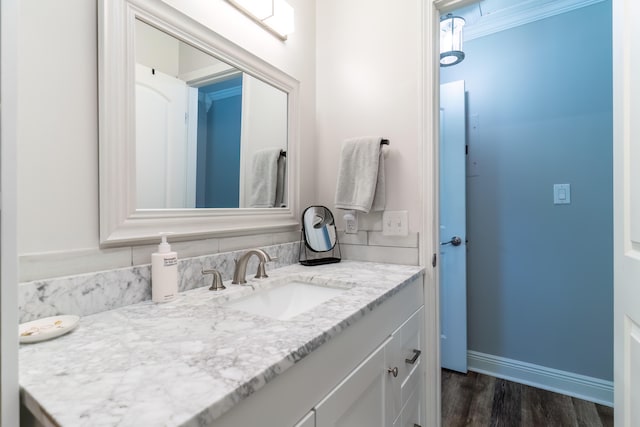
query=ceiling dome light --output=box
[440,14,466,67]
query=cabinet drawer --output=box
[398,307,423,382]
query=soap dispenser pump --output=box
[151,233,178,303]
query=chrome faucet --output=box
[232,248,275,285]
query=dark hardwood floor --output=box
[441,369,614,427]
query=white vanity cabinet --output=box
[313,307,425,427]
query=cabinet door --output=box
[315,337,390,427]
[400,384,423,427]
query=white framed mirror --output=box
[98,0,300,245]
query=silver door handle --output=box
[440,236,462,246]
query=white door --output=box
[135,64,189,209]
[439,80,467,373]
[613,0,640,424]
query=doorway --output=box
[437,0,613,407]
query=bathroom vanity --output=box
[19,261,425,426]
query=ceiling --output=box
[448,0,605,41]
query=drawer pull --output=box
[387,367,399,377]
[405,349,422,364]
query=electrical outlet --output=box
[383,211,408,236]
[344,210,358,234]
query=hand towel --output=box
[249,148,282,208]
[334,136,386,213]
[274,154,286,207]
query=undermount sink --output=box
[226,280,347,320]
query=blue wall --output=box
[441,1,612,380]
[196,76,242,208]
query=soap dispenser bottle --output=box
[151,233,178,303]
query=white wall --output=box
[316,0,423,234]
[314,0,424,266]
[17,0,316,280]
[18,0,99,256]
[135,19,180,76]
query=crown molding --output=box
[434,0,479,14]
[464,0,605,41]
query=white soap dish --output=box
[19,315,80,344]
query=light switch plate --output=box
[382,211,409,236]
[553,184,571,204]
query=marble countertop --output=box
[19,261,424,426]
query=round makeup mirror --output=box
[300,206,341,265]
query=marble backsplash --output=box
[18,241,300,323]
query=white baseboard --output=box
[467,351,613,407]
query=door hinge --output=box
[432,253,437,268]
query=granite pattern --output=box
[18,242,299,323]
[19,261,424,427]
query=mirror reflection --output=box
[303,206,338,252]
[135,19,288,209]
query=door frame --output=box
[420,1,477,426]
[1,0,20,424]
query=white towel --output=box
[249,148,282,208]
[334,136,386,213]
[274,154,286,207]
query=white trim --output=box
[465,0,606,41]
[208,85,242,101]
[433,0,478,14]
[423,1,442,426]
[467,350,614,407]
[1,0,20,424]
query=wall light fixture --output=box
[440,13,465,67]
[227,0,294,40]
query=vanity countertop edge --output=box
[19,260,425,426]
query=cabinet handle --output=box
[414,424,422,427]
[405,349,422,365]
[387,367,399,377]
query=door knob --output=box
[440,236,462,246]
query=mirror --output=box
[135,20,288,209]
[99,0,299,245]
[302,206,337,252]
[299,206,341,266]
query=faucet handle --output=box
[202,269,226,291]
